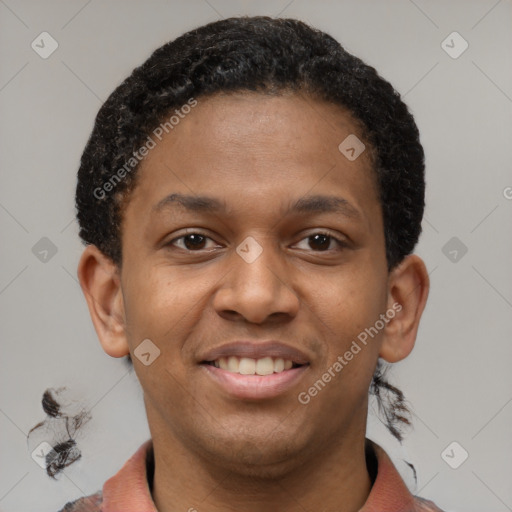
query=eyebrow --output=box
[152,193,362,220]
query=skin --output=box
[78,91,429,512]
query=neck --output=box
[149,421,373,512]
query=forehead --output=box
[126,91,380,226]
[162,91,370,165]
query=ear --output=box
[77,245,130,358]
[379,254,430,363]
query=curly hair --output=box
[75,16,424,444]
[76,15,424,271]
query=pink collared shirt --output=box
[58,439,444,512]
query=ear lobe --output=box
[77,245,130,358]
[379,254,430,363]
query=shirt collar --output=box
[101,438,422,511]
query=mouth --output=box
[199,341,311,400]
[203,356,304,375]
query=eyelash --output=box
[167,230,348,253]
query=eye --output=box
[167,231,348,253]
[294,232,347,252]
[168,232,220,251]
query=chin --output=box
[216,446,304,480]
[197,425,311,478]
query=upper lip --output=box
[199,340,310,365]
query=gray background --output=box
[1,1,511,511]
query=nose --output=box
[213,239,300,325]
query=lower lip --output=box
[201,364,309,401]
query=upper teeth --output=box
[212,356,294,375]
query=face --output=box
[83,91,426,477]
[116,91,390,471]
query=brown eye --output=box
[183,234,206,250]
[170,233,217,251]
[167,231,220,252]
[308,233,332,251]
[295,232,346,252]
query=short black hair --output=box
[76,15,424,272]
[76,16,425,444]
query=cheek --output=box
[122,266,213,352]
[311,266,386,338]
[306,264,387,386]
[299,284,383,422]
[121,269,205,411]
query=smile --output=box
[199,340,311,400]
[201,361,309,401]
[206,356,299,375]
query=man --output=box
[64,15,441,511]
